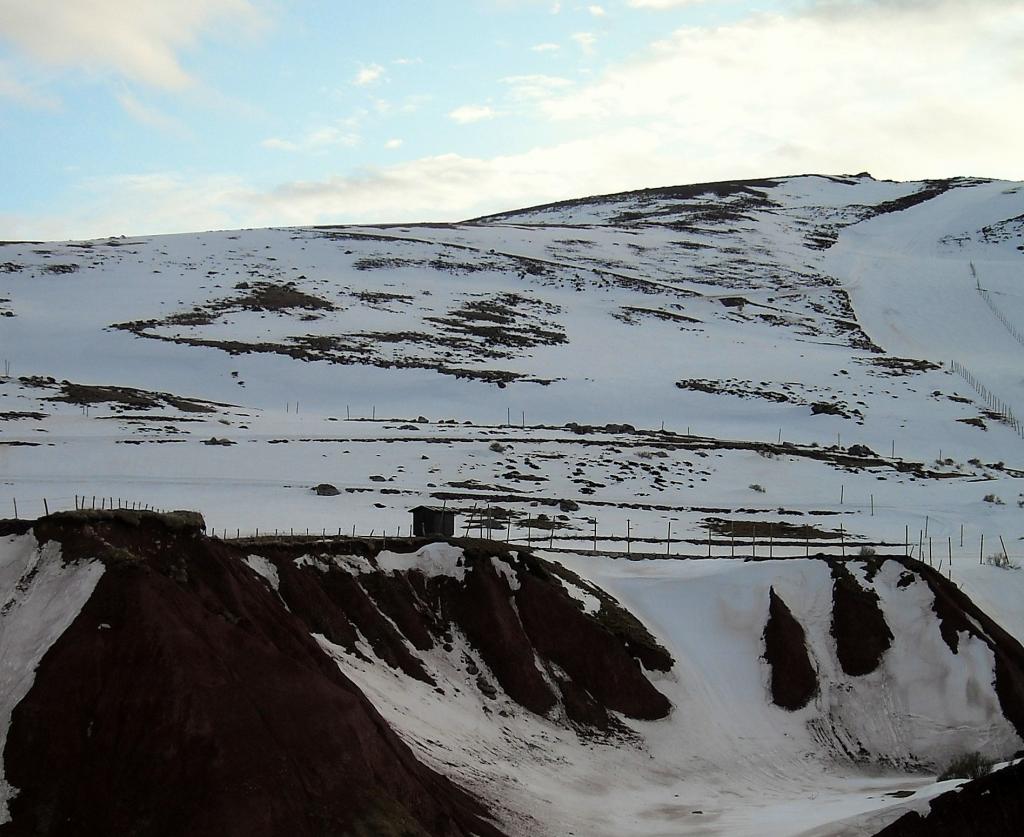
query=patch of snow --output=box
[374,543,467,580]
[490,554,520,591]
[556,576,600,615]
[0,535,105,823]
[243,554,279,590]
[294,554,331,573]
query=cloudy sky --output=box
[2,0,1022,239]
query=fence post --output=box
[12,498,17,519]
[980,533,984,564]
[1000,536,1010,565]
[43,498,48,516]
[666,521,671,557]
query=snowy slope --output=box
[283,541,1024,837]
[2,173,1024,568]
[2,172,1024,834]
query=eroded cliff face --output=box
[240,535,673,732]
[0,512,508,837]
[0,510,674,837]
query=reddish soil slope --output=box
[242,537,673,730]
[1,511,506,837]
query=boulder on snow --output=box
[314,483,340,496]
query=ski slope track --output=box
[2,172,1024,835]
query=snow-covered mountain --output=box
[2,172,1024,835]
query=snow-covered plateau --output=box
[2,173,1024,835]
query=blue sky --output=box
[1,0,1022,239]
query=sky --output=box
[1,0,1022,240]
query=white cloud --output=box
[353,64,385,86]
[534,1,1024,181]
[588,5,607,15]
[571,32,597,53]
[261,126,359,153]
[449,104,499,124]
[254,127,670,225]
[530,42,561,52]
[116,91,187,135]
[0,61,59,109]
[0,0,265,90]
[501,74,574,100]
[384,138,404,149]
[6,128,675,238]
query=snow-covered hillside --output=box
[2,173,1024,835]
[2,173,1023,562]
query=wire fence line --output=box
[974,262,1024,349]
[950,359,1024,439]
[8,492,1020,582]
[7,494,166,519]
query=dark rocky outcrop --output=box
[515,565,671,724]
[763,587,818,710]
[829,562,893,676]
[0,511,673,837]
[903,558,1024,739]
[1,511,505,837]
[873,759,1024,837]
[240,537,674,728]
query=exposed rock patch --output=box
[829,562,893,676]
[763,587,818,710]
[873,760,1024,837]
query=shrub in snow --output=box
[982,494,1004,505]
[938,751,993,781]
[749,483,766,493]
[489,442,507,453]
[858,546,877,557]
[985,552,1019,570]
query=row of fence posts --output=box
[975,265,1024,349]
[11,496,1013,573]
[9,496,164,519]
[444,506,1019,567]
[950,359,1024,438]
[906,521,1013,579]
